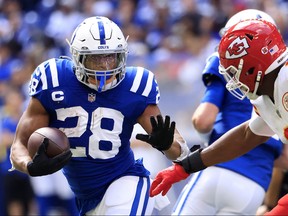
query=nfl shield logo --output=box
[88,93,96,102]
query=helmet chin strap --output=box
[247,71,262,100]
[96,78,117,92]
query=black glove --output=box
[27,138,72,177]
[136,115,175,151]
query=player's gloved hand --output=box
[27,138,72,177]
[136,115,175,151]
[150,163,189,197]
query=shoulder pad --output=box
[29,58,72,96]
[126,66,160,104]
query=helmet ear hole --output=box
[246,67,255,75]
[245,34,254,40]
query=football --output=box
[28,127,70,158]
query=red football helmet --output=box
[218,19,288,100]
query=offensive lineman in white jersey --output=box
[148,19,288,215]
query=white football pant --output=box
[173,166,265,215]
[86,176,155,215]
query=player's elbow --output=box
[192,115,214,133]
[192,103,218,133]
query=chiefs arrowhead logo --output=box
[226,37,249,59]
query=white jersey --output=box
[250,63,288,144]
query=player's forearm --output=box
[165,130,189,161]
[181,121,268,173]
[10,142,31,174]
[164,142,181,160]
[201,122,266,166]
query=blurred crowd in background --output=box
[1,0,288,215]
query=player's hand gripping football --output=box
[27,138,72,176]
[136,115,175,151]
[150,163,189,197]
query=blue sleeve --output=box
[201,78,226,109]
[29,58,66,96]
[146,72,160,105]
[131,67,160,105]
[28,58,72,111]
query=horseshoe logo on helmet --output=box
[226,37,250,59]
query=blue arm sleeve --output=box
[201,78,226,109]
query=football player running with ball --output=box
[9,16,189,216]
[149,18,288,215]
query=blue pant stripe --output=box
[130,177,144,215]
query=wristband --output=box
[175,140,190,161]
[180,148,207,173]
